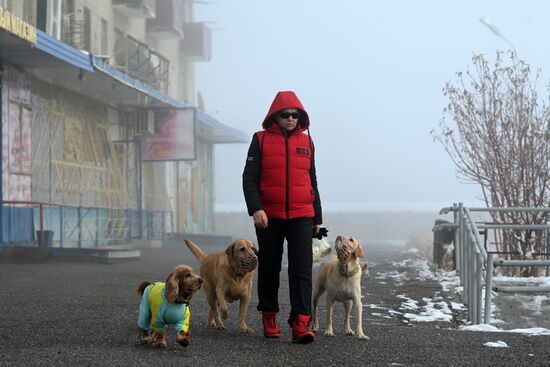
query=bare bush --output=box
[433,52,550,275]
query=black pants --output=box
[255,217,313,326]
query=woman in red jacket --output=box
[242,91,322,344]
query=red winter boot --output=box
[261,311,281,338]
[291,315,315,344]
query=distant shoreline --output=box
[214,206,457,243]
[215,201,483,213]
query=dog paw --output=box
[138,337,151,345]
[177,337,190,347]
[153,340,168,349]
[138,330,152,344]
[208,318,225,329]
[324,330,335,337]
[240,324,253,333]
[358,334,370,340]
[312,325,319,332]
[345,329,355,336]
[176,332,190,347]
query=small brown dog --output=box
[184,239,258,333]
[312,236,369,340]
[137,265,203,349]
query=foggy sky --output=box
[195,1,550,212]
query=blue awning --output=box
[91,56,188,108]
[35,30,94,72]
[196,110,248,144]
[0,28,93,72]
[0,27,246,144]
[92,57,247,143]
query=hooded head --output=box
[262,91,310,130]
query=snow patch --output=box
[484,340,508,348]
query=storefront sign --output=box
[142,109,196,161]
[0,7,37,44]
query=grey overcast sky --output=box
[195,1,550,212]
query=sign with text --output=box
[142,109,196,161]
[0,7,37,44]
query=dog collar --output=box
[338,262,359,277]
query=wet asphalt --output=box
[1,240,550,367]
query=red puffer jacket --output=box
[257,91,315,219]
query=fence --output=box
[434,203,550,324]
[1,200,173,248]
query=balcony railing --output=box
[110,35,169,93]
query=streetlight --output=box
[479,17,516,55]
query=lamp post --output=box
[479,17,516,55]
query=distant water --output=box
[215,201,484,213]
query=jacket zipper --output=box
[284,130,290,219]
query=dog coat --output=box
[137,282,190,333]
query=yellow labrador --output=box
[312,235,369,340]
[184,239,257,333]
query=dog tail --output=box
[137,281,152,296]
[361,263,369,272]
[184,239,207,263]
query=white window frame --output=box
[47,0,62,40]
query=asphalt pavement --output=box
[1,239,549,367]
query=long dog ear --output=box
[355,243,365,258]
[165,272,179,303]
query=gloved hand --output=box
[313,226,329,240]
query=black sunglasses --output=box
[278,111,300,119]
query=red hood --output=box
[262,91,310,130]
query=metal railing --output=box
[2,200,173,248]
[110,35,170,93]
[2,200,63,247]
[435,203,550,324]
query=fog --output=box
[195,1,550,213]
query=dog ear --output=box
[251,241,259,256]
[225,242,236,259]
[165,272,179,303]
[355,243,365,258]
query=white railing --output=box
[434,204,550,324]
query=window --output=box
[47,0,62,39]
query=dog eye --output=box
[184,273,192,278]
[239,247,245,252]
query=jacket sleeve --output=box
[310,145,323,225]
[175,305,190,333]
[242,134,263,216]
[137,289,152,331]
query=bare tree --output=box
[433,52,550,275]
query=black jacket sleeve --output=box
[310,145,323,225]
[242,134,262,216]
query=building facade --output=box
[0,0,245,247]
